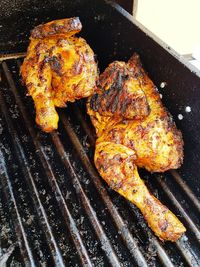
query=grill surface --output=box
[0,0,200,266]
[0,58,199,266]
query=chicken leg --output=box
[95,141,186,241]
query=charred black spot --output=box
[121,97,130,115]
[91,93,103,111]
[51,23,63,32]
[111,91,120,113]
[49,56,62,76]
[26,82,33,89]
[159,220,169,232]
[72,57,83,75]
[113,154,122,162]
[38,60,46,76]
[115,71,123,91]
[109,180,123,190]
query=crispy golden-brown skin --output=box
[21,17,98,132]
[88,54,185,241]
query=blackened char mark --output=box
[90,69,129,114]
[49,55,62,76]
[121,97,130,115]
[90,93,100,111]
[110,71,124,113]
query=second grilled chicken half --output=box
[21,17,98,132]
[87,53,186,241]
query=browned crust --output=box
[31,17,82,39]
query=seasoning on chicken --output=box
[87,53,186,241]
[21,17,98,132]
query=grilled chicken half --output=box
[87,53,185,241]
[21,17,98,132]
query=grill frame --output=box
[0,0,200,266]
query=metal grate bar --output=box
[0,149,36,267]
[72,106,96,146]
[170,170,200,213]
[176,239,200,267]
[150,238,174,267]
[0,52,26,61]
[2,61,93,267]
[51,132,122,267]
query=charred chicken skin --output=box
[87,54,185,241]
[21,17,98,132]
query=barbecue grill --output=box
[0,0,200,266]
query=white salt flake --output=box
[178,114,184,120]
[185,106,191,113]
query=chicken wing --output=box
[21,17,98,132]
[87,53,185,241]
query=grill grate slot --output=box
[0,58,199,267]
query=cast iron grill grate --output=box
[0,58,200,266]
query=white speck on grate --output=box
[178,114,184,120]
[185,106,191,113]
[160,82,167,88]
[159,94,163,99]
